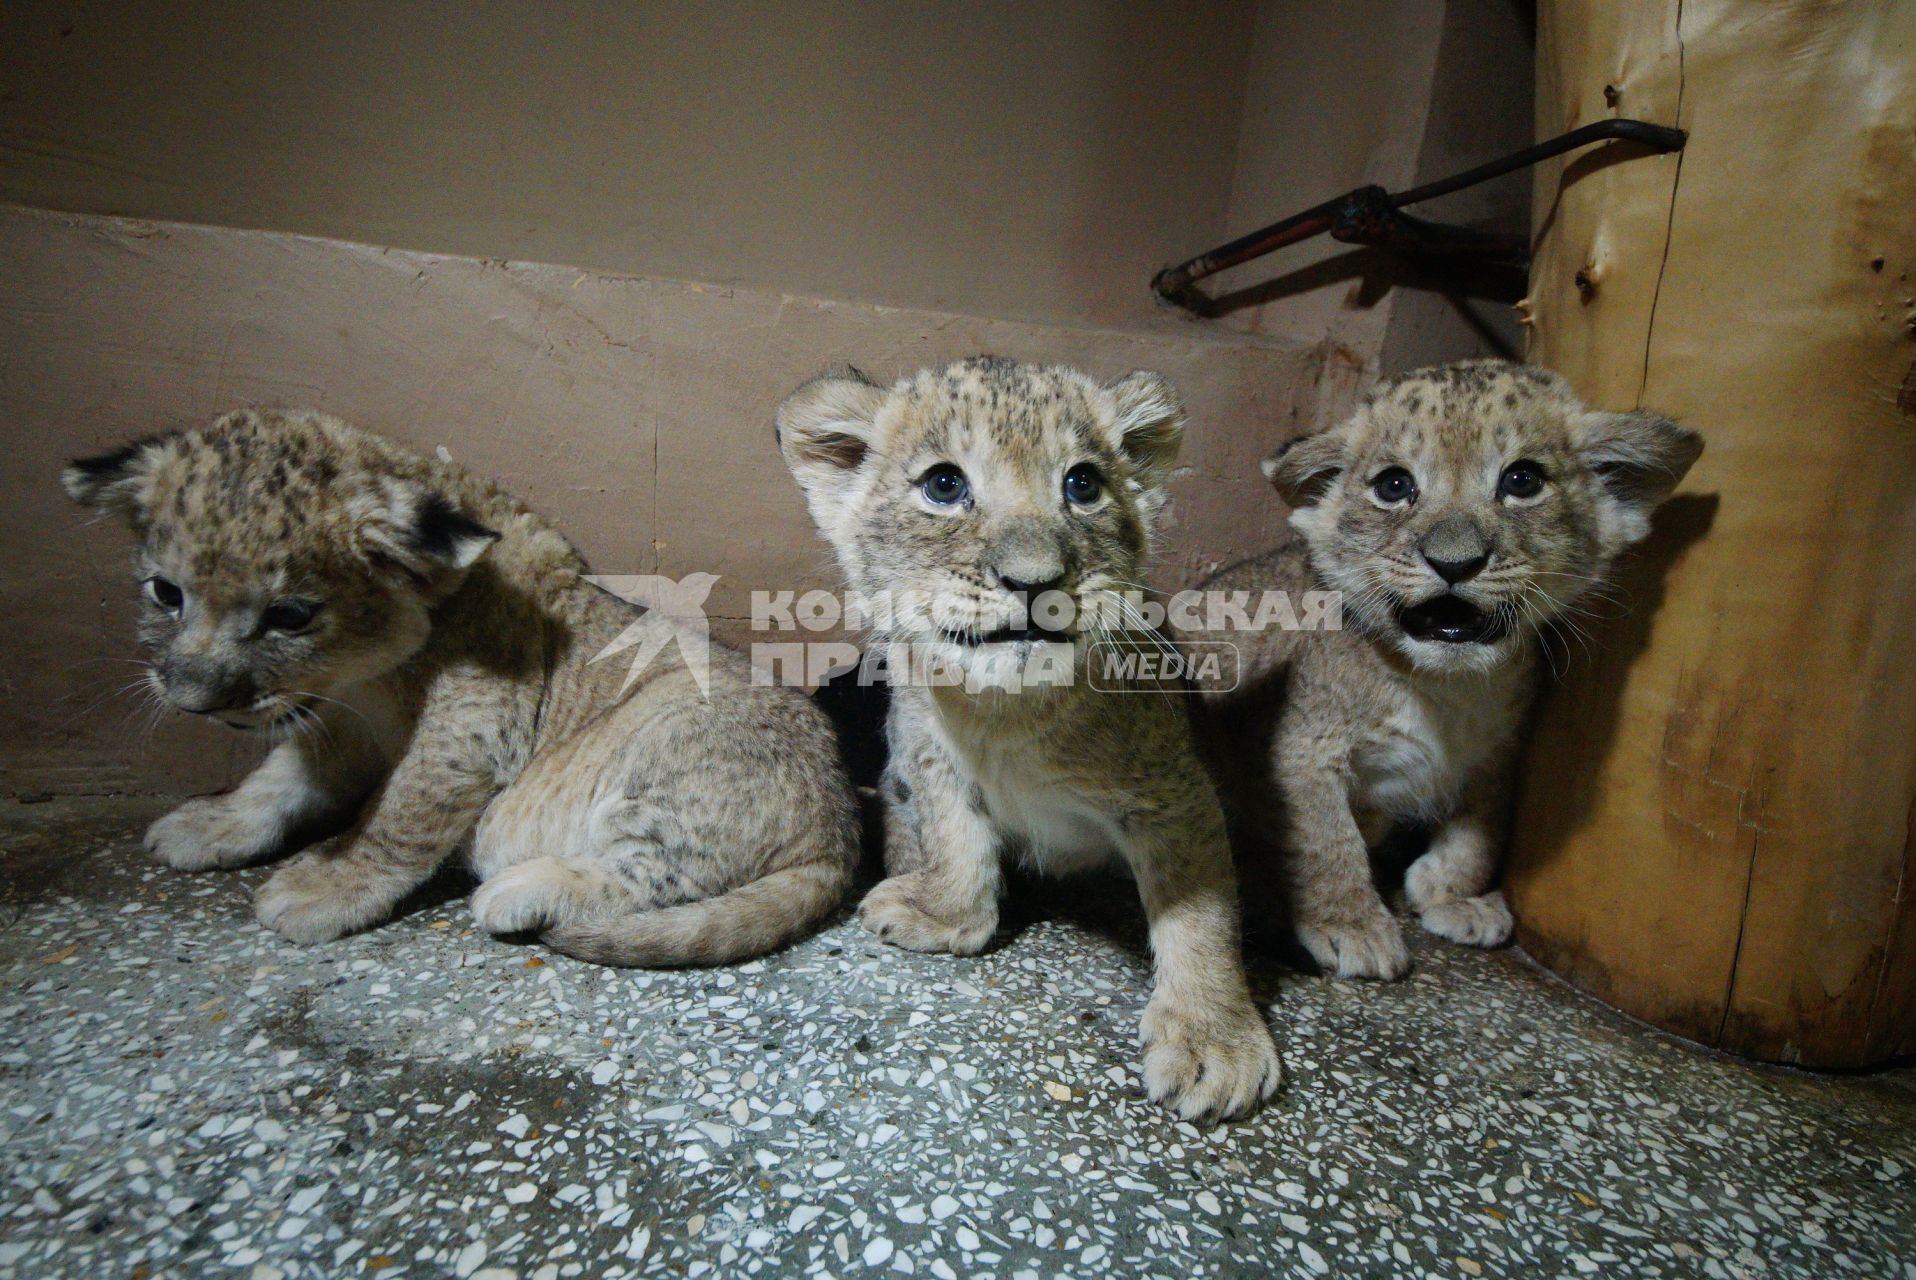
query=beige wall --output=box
[0,4,1533,795]
[0,0,1257,333]
[0,1,1529,352]
[1214,0,1449,343]
[1215,0,1532,413]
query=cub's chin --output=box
[1391,594,1523,674]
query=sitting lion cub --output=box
[1177,360,1701,979]
[777,356,1280,1122]
[66,409,858,963]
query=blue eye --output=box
[1063,464,1103,506]
[919,464,970,507]
[1371,466,1417,506]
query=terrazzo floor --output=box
[1,794,1913,1280]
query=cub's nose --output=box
[998,570,1067,597]
[1422,550,1488,585]
[167,686,251,715]
[1418,514,1490,585]
[160,664,257,715]
[989,520,1070,602]
[996,555,1072,628]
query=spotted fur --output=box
[1177,360,1701,978]
[66,409,858,964]
[779,357,1281,1122]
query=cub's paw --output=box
[1139,996,1282,1123]
[1296,899,1411,980]
[255,855,393,945]
[471,859,593,936]
[858,874,996,955]
[1419,890,1514,949]
[144,798,276,871]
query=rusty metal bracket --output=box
[1151,118,1687,312]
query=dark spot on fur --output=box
[410,493,499,563]
[67,440,146,482]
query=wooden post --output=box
[1507,0,1916,1067]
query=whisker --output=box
[287,690,374,736]
[53,672,160,732]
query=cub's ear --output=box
[1262,430,1346,508]
[356,479,500,578]
[1574,408,1703,544]
[408,492,502,569]
[63,435,168,521]
[1104,370,1185,490]
[776,367,890,539]
[776,366,888,478]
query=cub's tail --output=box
[537,857,854,969]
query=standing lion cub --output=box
[1176,360,1701,979]
[66,409,858,963]
[777,356,1281,1122]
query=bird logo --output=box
[583,572,722,699]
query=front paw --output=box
[144,798,277,871]
[1296,898,1410,980]
[255,855,391,944]
[858,874,996,955]
[1420,891,1513,949]
[1139,996,1282,1123]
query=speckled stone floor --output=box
[2,795,1913,1280]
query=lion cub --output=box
[777,356,1280,1122]
[66,409,858,963]
[1177,361,1700,979]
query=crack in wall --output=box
[1637,0,1688,409]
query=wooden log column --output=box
[1508,0,1916,1067]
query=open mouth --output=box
[943,623,1074,648]
[1396,595,1506,645]
[216,694,316,730]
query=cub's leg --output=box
[470,854,635,937]
[858,729,1001,955]
[1405,768,1515,949]
[468,746,656,950]
[472,829,849,968]
[144,715,383,871]
[1281,761,1410,980]
[468,683,857,967]
[255,688,512,944]
[876,766,932,875]
[1124,799,1282,1122]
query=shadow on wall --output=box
[1512,492,1722,871]
[1530,137,1692,264]
[1197,246,1529,361]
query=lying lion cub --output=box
[66,409,858,963]
[778,356,1281,1122]
[1177,360,1701,979]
